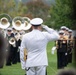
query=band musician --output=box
[56,30,68,69]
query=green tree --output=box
[48,0,74,29]
[0,0,27,18]
[25,0,50,20]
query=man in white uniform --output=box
[20,18,59,75]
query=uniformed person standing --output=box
[60,26,69,66]
[20,18,59,75]
[56,30,68,69]
[14,32,21,63]
[68,29,74,63]
[6,28,14,66]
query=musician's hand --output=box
[65,53,67,55]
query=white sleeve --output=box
[42,26,60,41]
[20,36,26,69]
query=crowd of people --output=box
[55,26,74,69]
[0,16,75,75]
[0,27,23,66]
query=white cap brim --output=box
[30,18,43,25]
[59,30,64,34]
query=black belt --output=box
[25,67,30,71]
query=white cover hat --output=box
[69,29,72,32]
[59,30,64,34]
[61,26,66,29]
[30,18,43,25]
[7,27,12,31]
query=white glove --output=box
[18,46,21,49]
[42,25,54,33]
[42,25,48,28]
[52,46,56,51]
[65,53,67,55]
[51,46,56,54]
[21,61,26,70]
[51,50,54,54]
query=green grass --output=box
[0,42,75,75]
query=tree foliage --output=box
[0,0,27,18]
[49,0,75,29]
[25,0,50,20]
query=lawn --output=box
[0,42,75,75]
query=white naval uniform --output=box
[20,26,59,75]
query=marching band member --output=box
[60,26,69,65]
[56,30,68,69]
[12,27,17,36]
[20,18,59,75]
[67,29,74,63]
[14,32,21,63]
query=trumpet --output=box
[0,13,12,29]
[9,37,16,47]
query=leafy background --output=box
[0,0,76,29]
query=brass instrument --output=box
[22,17,31,30]
[9,37,16,47]
[0,13,11,29]
[12,17,24,30]
[56,36,68,49]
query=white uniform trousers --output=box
[26,66,46,75]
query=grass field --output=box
[0,42,75,75]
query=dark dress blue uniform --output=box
[12,38,21,64]
[67,35,73,63]
[16,39,21,62]
[9,32,21,64]
[56,38,68,69]
[6,33,14,66]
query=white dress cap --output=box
[59,30,64,34]
[7,27,12,31]
[66,27,69,31]
[69,29,72,32]
[30,18,43,25]
[61,26,66,29]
